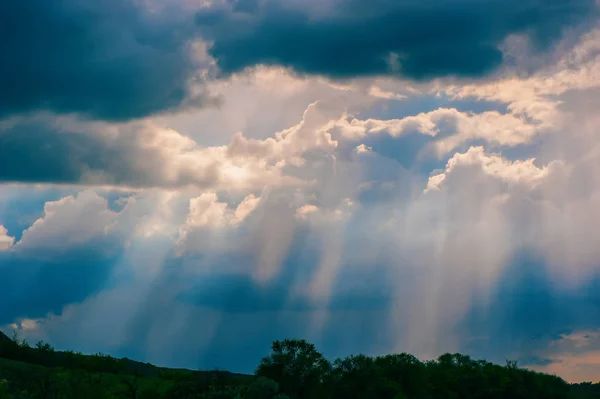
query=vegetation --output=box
[0,331,598,398]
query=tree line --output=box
[0,331,598,398]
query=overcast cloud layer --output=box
[197,0,598,79]
[0,0,214,120]
[1,0,600,384]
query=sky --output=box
[1,0,600,383]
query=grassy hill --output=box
[0,330,599,398]
[0,330,253,398]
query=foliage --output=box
[0,330,597,398]
[255,339,330,399]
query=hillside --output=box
[0,330,599,398]
[0,332,14,351]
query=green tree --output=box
[256,339,330,399]
[245,377,280,399]
[122,376,140,399]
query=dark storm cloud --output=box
[0,119,218,188]
[0,239,121,324]
[0,120,159,186]
[0,121,106,184]
[463,251,600,362]
[0,0,205,121]
[174,226,394,313]
[196,0,598,80]
[178,272,392,313]
[488,252,600,339]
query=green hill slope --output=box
[1,330,599,399]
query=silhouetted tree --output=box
[256,339,331,399]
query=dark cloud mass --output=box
[1,0,595,121]
[463,251,600,364]
[197,0,598,80]
[0,0,202,120]
[0,119,215,188]
[0,121,103,184]
[0,120,147,186]
[0,240,121,325]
